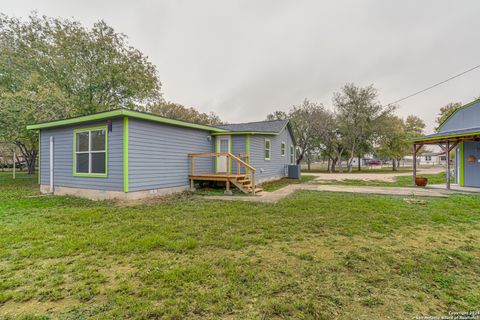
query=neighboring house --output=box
[410,98,480,188]
[27,108,296,200]
[403,153,446,166]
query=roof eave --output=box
[211,131,279,135]
[26,109,227,132]
[408,131,480,143]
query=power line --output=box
[386,63,480,106]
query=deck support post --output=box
[224,180,232,195]
[189,179,196,192]
[413,143,417,185]
[446,141,451,190]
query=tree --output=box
[435,102,462,131]
[405,115,426,137]
[149,102,223,126]
[376,115,409,171]
[266,100,328,166]
[0,13,162,174]
[268,99,327,166]
[265,110,288,121]
[333,83,394,172]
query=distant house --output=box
[403,153,446,166]
[410,98,480,188]
[27,109,296,200]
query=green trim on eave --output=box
[214,136,218,173]
[229,136,232,173]
[72,125,108,178]
[123,117,129,192]
[211,131,278,136]
[26,108,227,132]
[437,98,480,131]
[245,134,250,174]
[409,131,480,143]
[459,141,464,186]
[38,130,41,184]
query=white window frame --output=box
[264,138,271,160]
[73,126,108,177]
[290,145,295,164]
[281,141,286,157]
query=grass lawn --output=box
[260,175,316,192]
[314,172,449,187]
[1,172,480,319]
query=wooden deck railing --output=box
[188,152,257,194]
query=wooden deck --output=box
[188,173,247,181]
[188,152,262,195]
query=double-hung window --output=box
[290,145,295,164]
[74,126,108,177]
[264,138,271,160]
[281,142,286,157]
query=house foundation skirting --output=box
[256,175,285,184]
[40,185,189,201]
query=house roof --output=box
[409,127,480,143]
[26,108,227,132]
[437,98,480,131]
[216,119,289,134]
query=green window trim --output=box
[123,117,129,192]
[281,141,286,156]
[72,125,108,178]
[264,138,271,160]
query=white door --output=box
[216,136,230,173]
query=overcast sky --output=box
[2,0,480,133]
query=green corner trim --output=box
[245,134,251,174]
[229,136,232,172]
[27,108,227,132]
[246,134,250,161]
[123,117,129,192]
[72,125,108,178]
[437,99,480,131]
[459,141,464,186]
[214,136,218,173]
[38,130,41,184]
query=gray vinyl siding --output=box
[231,135,247,174]
[249,128,294,181]
[440,101,480,132]
[39,119,124,191]
[128,118,213,192]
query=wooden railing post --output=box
[252,172,255,195]
[191,155,195,176]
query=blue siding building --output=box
[410,99,480,189]
[28,109,296,200]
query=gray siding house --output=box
[28,109,296,200]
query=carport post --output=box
[446,141,450,190]
[412,143,417,185]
